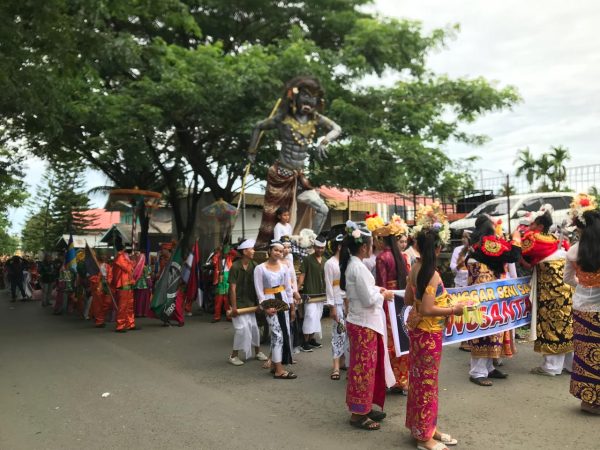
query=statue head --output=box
[281,76,324,117]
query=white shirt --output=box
[253,263,294,305]
[450,245,469,288]
[345,256,386,335]
[324,255,345,306]
[565,242,600,312]
[273,222,293,241]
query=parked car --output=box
[449,191,575,238]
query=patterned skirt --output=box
[534,260,574,354]
[570,310,600,406]
[406,328,442,441]
[346,322,386,414]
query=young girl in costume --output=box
[254,240,297,379]
[404,223,464,450]
[273,206,292,242]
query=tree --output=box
[535,153,553,192]
[547,145,570,191]
[21,164,96,253]
[498,184,517,196]
[514,147,537,191]
[2,1,520,244]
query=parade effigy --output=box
[248,76,341,247]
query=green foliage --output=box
[515,146,571,193]
[1,0,520,238]
[21,164,96,254]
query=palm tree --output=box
[514,147,537,191]
[498,183,517,196]
[536,153,553,192]
[548,145,571,191]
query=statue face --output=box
[296,89,319,115]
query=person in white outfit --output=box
[324,234,349,380]
[228,239,269,366]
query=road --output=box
[0,291,596,450]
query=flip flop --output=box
[349,416,380,431]
[469,376,492,386]
[330,370,340,380]
[435,433,458,446]
[273,371,297,379]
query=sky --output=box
[8,0,600,234]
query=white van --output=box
[449,192,575,238]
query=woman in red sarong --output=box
[341,221,396,431]
[404,226,464,450]
[373,219,410,394]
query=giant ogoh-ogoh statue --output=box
[248,76,342,247]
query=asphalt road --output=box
[0,291,597,450]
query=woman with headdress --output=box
[324,234,348,380]
[466,215,522,386]
[254,240,297,379]
[564,194,600,414]
[342,221,396,430]
[404,213,464,450]
[521,206,574,376]
[372,216,410,394]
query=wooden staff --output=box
[303,294,326,304]
[226,306,259,318]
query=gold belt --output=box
[332,279,340,287]
[264,285,284,295]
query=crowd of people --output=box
[3,195,599,450]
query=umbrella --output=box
[201,199,237,222]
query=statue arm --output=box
[248,117,278,160]
[316,113,342,146]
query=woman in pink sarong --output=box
[133,253,152,317]
[404,226,464,450]
[340,221,395,431]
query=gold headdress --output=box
[411,202,450,245]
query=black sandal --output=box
[367,410,386,421]
[469,376,493,386]
[330,370,340,380]
[349,416,380,430]
[488,369,508,379]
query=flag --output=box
[84,244,100,276]
[186,240,201,306]
[150,242,183,321]
[65,234,77,272]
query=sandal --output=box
[434,432,458,446]
[273,371,297,379]
[367,410,386,421]
[330,370,340,380]
[349,416,380,431]
[262,359,272,370]
[417,443,448,450]
[469,376,493,386]
[488,369,508,379]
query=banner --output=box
[150,243,183,321]
[390,276,532,355]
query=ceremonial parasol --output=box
[106,188,161,253]
[201,199,237,243]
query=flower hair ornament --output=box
[569,193,598,224]
[365,213,385,232]
[346,220,372,244]
[410,202,451,245]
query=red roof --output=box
[76,209,121,230]
[319,186,434,207]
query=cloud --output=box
[374,0,600,171]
